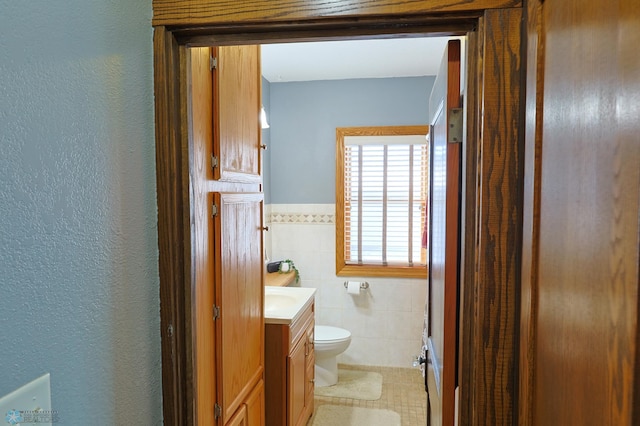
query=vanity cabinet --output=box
[265,301,315,426]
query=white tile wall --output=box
[266,203,427,368]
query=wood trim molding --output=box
[153,26,192,426]
[152,5,525,425]
[458,25,481,426]
[153,0,522,27]
[171,15,479,48]
[519,0,544,424]
[334,125,429,279]
[468,7,523,425]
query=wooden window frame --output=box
[336,125,429,278]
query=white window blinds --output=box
[343,135,428,267]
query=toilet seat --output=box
[314,325,351,342]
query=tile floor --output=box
[309,364,427,426]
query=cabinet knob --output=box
[262,226,270,231]
[261,144,267,150]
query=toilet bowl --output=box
[314,325,351,387]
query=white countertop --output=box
[264,286,316,325]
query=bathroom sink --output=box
[264,286,316,324]
[265,293,298,312]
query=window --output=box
[336,126,429,278]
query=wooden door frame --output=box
[152,2,524,425]
[518,1,543,424]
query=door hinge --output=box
[211,203,218,218]
[211,154,218,169]
[210,55,218,71]
[448,108,463,144]
[214,403,222,419]
[213,305,220,321]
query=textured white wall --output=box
[0,1,161,424]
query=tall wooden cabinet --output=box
[189,44,264,425]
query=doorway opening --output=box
[153,8,523,424]
[258,35,458,365]
[188,33,464,425]
[257,36,462,426]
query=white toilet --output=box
[314,325,351,387]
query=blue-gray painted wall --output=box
[265,77,435,204]
[262,77,272,204]
[0,1,161,424]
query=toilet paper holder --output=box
[343,281,369,290]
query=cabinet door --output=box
[213,45,262,183]
[288,337,306,426]
[213,192,264,424]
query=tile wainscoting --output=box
[265,204,427,368]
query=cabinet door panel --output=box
[213,45,261,183]
[214,192,264,424]
[288,338,306,426]
[226,405,248,426]
[245,380,265,426]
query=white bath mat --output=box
[309,404,400,426]
[314,369,383,400]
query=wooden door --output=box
[213,45,262,183]
[520,0,640,424]
[213,192,264,425]
[426,39,461,426]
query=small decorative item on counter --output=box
[267,261,282,273]
[279,259,300,283]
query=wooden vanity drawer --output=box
[289,302,314,348]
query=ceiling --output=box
[261,37,451,83]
